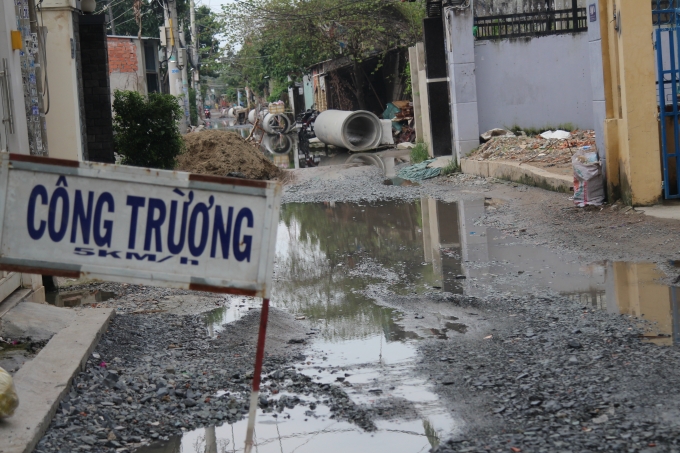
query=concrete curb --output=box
[0,308,115,453]
[461,158,573,193]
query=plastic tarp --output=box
[397,159,441,181]
[382,103,402,133]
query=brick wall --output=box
[107,38,139,74]
[79,15,115,164]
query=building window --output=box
[144,41,159,93]
[144,42,157,72]
[147,73,159,93]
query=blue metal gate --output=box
[654,0,680,198]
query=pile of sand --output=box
[178,130,281,180]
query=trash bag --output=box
[0,366,19,418]
[572,150,604,207]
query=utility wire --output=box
[111,9,153,28]
[95,0,127,15]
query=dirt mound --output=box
[178,130,281,180]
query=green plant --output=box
[440,157,460,175]
[112,90,185,170]
[403,61,412,98]
[557,123,576,132]
[410,142,429,164]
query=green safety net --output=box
[397,159,441,181]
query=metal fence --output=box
[653,0,680,27]
[474,7,588,40]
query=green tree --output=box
[112,90,185,169]
[102,1,223,82]
[221,0,426,109]
[193,5,222,77]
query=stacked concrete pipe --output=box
[314,110,382,152]
[262,133,295,154]
[247,109,257,124]
[261,113,292,134]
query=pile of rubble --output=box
[178,130,281,180]
[469,129,596,166]
[383,100,415,143]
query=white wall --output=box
[0,1,30,154]
[474,33,594,132]
[42,3,84,161]
[587,0,606,162]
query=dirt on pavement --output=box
[178,130,281,180]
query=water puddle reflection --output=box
[45,289,116,307]
[456,199,679,345]
[136,403,439,453]
[205,299,260,338]
[150,197,678,452]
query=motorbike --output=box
[204,108,211,119]
[296,108,321,167]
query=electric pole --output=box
[179,26,191,127]
[165,0,188,132]
[189,0,201,117]
[108,0,116,35]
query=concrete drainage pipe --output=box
[247,109,257,124]
[262,133,295,154]
[345,153,386,174]
[314,110,383,152]
[261,113,292,134]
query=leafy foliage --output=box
[410,142,429,164]
[112,90,185,169]
[192,5,222,77]
[403,61,412,98]
[219,0,426,107]
[103,1,222,81]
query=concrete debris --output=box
[427,156,454,169]
[480,128,516,142]
[470,130,596,168]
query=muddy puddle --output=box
[45,289,116,307]
[143,197,679,452]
